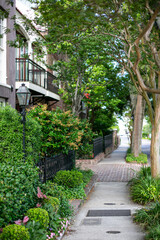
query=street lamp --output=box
[16,83,31,161]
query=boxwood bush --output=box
[26,208,49,229]
[1,224,30,240]
[54,170,83,188]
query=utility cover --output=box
[82,218,101,225]
[87,209,131,217]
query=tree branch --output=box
[135,3,160,45]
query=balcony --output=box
[16,58,60,101]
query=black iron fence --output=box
[37,150,75,183]
[37,133,115,182]
[104,133,113,150]
[93,133,113,158]
[93,137,104,158]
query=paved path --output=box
[62,136,150,240]
[84,136,150,182]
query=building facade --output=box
[15,0,60,110]
[0,0,16,108]
[0,0,60,110]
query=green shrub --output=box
[41,182,74,218]
[44,196,60,212]
[137,166,151,178]
[25,221,47,240]
[0,105,42,163]
[26,208,49,229]
[129,167,160,204]
[134,202,160,240]
[0,162,40,228]
[58,196,74,218]
[77,169,94,186]
[146,225,160,240]
[28,105,94,156]
[54,170,83,188]
[126,153,147,163]
[134,202,160,229]
[1,224,30,240]
[130,176,160,204]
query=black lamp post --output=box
[16,83,31,161]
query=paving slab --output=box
[63,183,145,240]
[62,135,150,240]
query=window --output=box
[0,98,6,107]
[0,17,7,84]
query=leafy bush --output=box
[1,224,30,240]
[28,105,94,156]
[146,225,160,240]
[0,105,42,163]
[126,153,148,163]
[25,221,47,240]
[44,196,60,212]
[58,196,74,218]
[42,183,74,218]
[26,208,49,229]
[0,162,40,228]
[129,167,160,204]
[134,202,160,229]
[54,170,83,188]
[77,169,94,186]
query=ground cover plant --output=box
[126,148,148,163]
[134,202,160,240]
[129,167,160,239]
[129,167,160,204]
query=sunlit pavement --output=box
[62,135,146,240]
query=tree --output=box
[30,0,160,177]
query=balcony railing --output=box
[16,58,58,94]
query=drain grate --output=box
[106,231,121,234]
[82,218,101,225]
[104,203,116,205]
[87,209,131,217]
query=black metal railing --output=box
[37,150,75,183]
[93,137,103,158]
[16,58,58,94]
[104,133,113,150]
[93,133,114,158]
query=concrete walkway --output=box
[62,136,150,240]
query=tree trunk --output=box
[150,95,160,177]
[131,94,145,157]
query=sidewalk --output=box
[62,136,150,240]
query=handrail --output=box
[16,58,58,94]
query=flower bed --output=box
[0,168,94,240]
